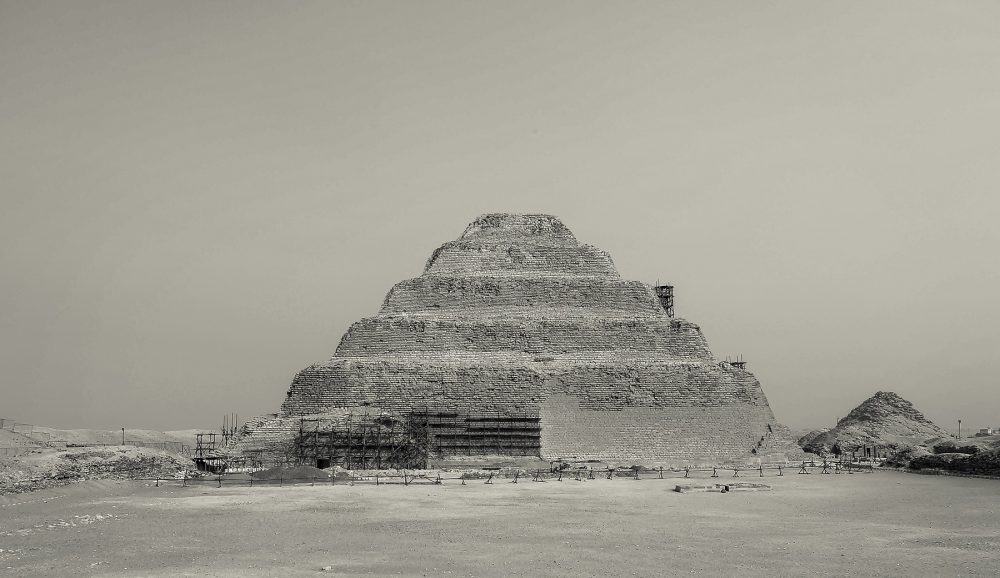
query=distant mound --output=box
[796,429,830,448]
[31,427,203,449]
[801,391,951,454]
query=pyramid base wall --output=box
[540,395,778,466]
[232,397,785,468]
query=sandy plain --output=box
[1,470,998,577]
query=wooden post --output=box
[345,420,352,470]
[361,423,368,470]
[375,420,381,471]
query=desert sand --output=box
[2,470,998,577]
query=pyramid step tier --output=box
[424,240,618,277]
[380,275,663,316]
[280,358,770,417]
[336,316,710,357]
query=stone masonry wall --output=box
[540,395,776,466]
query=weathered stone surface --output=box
[800,391,952,454]
[239,213,794,465]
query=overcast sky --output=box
[2,1,998,433]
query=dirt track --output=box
[1,471,998,577]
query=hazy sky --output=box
[2,1,999,433]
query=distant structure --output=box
[653,285,674,317]
[799,391,952,455]
[234,214,796,467]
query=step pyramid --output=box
[242,214,792,465]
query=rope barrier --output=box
[135,460,878,488]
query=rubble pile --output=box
[0,446,191,495]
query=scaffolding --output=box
[654,285,674,317]
[193,432,225,472]
[294,411,428,470]
[292,409,542,469]
[420,410,541,457]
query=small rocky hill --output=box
[800,391,951,454]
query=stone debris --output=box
[723,482,772,492]
[674,482,771,493]
[0,512,127,537]
[1,446,190,495]
[674,483,726,493]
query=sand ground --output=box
[1,470,998,577]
